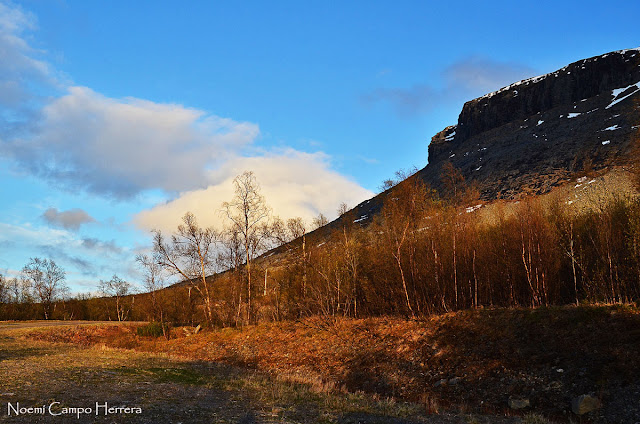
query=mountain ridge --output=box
[200,47,640,279]
[330,47,640,230]
[423,47,640,199]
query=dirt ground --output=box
[0,322,523,424]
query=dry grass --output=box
[24,305,640,422]
[2,324,525,423]
[476,166,640,226]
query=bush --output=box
[136,322,169,338]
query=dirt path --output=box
[0,324,522,424]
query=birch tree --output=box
[222,171,271,323]
[21,257,67,319]
[99,275,134,321]
[153,212,219,325]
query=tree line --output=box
[2,168,640,326]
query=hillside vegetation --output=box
[3,167,640,328]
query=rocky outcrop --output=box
[455,49,640,141]
[265,48,640,248]
[421,48,640,199]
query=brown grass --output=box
[1,325,525,423]
[26,305,640,422]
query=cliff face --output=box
[457,49,640,141]
[423,48,640,199]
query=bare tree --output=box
[8,277,29,304]
[270,216,307,245]
[376,178,431,317]
[21,257,67,319]
[312,213,329,229]
[99,275,134,322]
[136,254,169,337]
[379,178,396,192]
[0,274,6,303]
[153,212,219,326]
[269,217,290,246]
[222,171,271,323]
[0,274,6,318]
[287,217,306,240]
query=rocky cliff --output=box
[269,48,640,250]
[423,48,640,199]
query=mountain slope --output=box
[424,47,640,199]
[231,48,640,282]
[323,47,640,231]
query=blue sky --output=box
[0,0,638,293]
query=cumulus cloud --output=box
[0,4,261,200]
[362,56,537,117]
[5,86,260,198]
[0,2,374,245]
[135,149,374,233]
[42,207,96,231]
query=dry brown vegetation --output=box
[3,167,640,328]
[26,305,640,422]
[4,169,640,422]
[1,323,524,424]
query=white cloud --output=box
[0,220,132,283]
[0,1,375,249]
[0,221,71,247]
[135,149,374,233]
[5,86,260,198]
[0,2,56,113]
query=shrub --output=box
[136,322,168,338]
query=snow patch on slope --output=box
[474,48,640,103]
[606,81,640,109]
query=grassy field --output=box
[21,305,640,423]
[4,305,639,423]
[0,322,525,424]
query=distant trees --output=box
[272,217,307,243]
[0,274,6,317]
[139,170,640,324]
[99,275,134,321]
[136,254,169,336]
[21,257,68,320]
[0,275,30,320]
[9,168,640,325]
[375,178,432,317]
[312,213,329,229]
